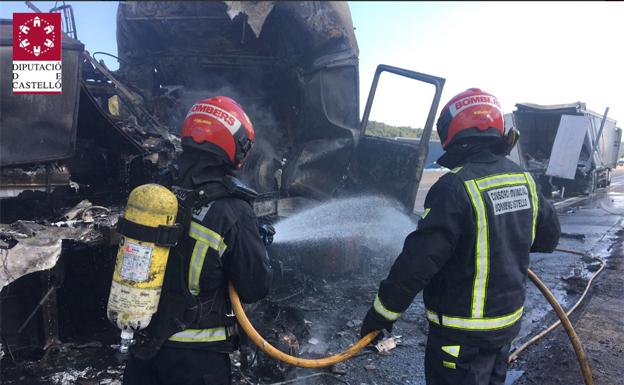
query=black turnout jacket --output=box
[370,150,560,347]
[132,158,272,359]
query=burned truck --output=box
[0,14,178,365]
[0,1,444,377]
[508,102,621,197]
[114,1,444,213]
[114,2,446,282]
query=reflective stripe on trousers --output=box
[464,173,538,319]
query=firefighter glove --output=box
[360,307,393,342]
[258,223,276,246]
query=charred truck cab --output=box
[115,1,445,214]
[0,1,444,372]
[114,1,444,292]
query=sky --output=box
[349,1,624,129]
[2,1,623,130]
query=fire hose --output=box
[510,248,605,363]
[229,264,595,383]
[229,282,379,368]
[524,268,594,385]
[507,247,604,385]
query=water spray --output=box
[272,195,416,256]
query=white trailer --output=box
[508,102,621,197]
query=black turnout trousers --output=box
[123,347,231,385]
[425,329,510,385]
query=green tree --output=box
[365,120,439,140]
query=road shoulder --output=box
[514,229,624,385]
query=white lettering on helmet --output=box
[449,95,502,117]
[187,103,242,134]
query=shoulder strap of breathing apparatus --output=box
[173,175,258,236]
[116,176,256,250]
[129,176,256,358]
[171,176,257,328]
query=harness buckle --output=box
[156,223,183,247]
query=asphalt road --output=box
[414,169,447,213]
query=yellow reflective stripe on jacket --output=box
[464,180,489,318]
[188,241,209,296]
[373,294,401,321]
[189,222,227,256]
[464,172,539,319]
[524,172,539,243]
[426,307,524,330]
[168,326,227,342]
[187,222,227,295]
[426,309,440,324]
[475,173,527,190]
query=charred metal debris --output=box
[0,1,446,382]
[509,102,621,198]
[0,17,177,368]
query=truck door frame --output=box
[356,64,445,212]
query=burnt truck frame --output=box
[0,2,444,363]
[114,1,445,215]
[509,102,621,197]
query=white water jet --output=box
[273,196,417,258]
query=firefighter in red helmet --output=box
[360,88,560,385]
[123,96,272,385]
[180,96,256,169]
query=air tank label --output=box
[108,281,161,314]
[120,241,153,282]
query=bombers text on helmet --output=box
[181,96,255,168]
[436,88,505,149]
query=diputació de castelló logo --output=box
[13,13,62,94]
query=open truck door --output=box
[348,65,445,213]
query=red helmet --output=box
[181,96,255,168]
[436,88,504,150]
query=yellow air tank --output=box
[107,184,180,353]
